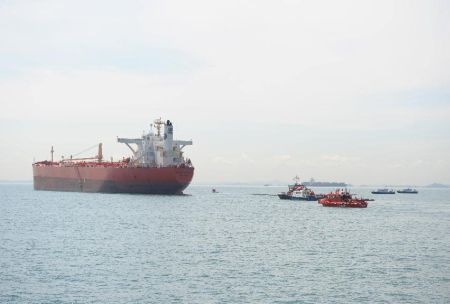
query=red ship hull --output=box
[33,165,194,194]
[319,200,368,208]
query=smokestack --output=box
[98,143,103,162]
[163,120,174,165]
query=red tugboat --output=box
[319,189,368,208]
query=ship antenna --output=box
[51,146,54,162]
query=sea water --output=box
[1,183,449,303]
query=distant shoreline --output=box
[303,182,347,187]
[1,180,449,188]
[0,180,32,183]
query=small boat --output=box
[319,189,368,208]
[397,188,418,194]
[371,188,395,194]
[278,183,322,201]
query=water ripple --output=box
[0,184,449,303]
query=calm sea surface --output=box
[1,183,449,303]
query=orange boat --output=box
[319,189,368,208]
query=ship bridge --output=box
[117,119,192,167]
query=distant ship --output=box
[302,178,347,187]
[397,188,418,194]
[32,119,194,194]
[371,188,395,194]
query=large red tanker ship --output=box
[32,119,194,194]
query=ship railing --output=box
[33,161,59,166]
[34,160,193,169]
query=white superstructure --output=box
[117,119,192,167]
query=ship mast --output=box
[154,118,163,137]
[51,146,54,162]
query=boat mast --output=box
[154,118,163,137]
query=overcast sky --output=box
[0,0,449,185]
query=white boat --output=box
[371,188,395,194]
[397,188,418,194]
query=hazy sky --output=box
[1,0,449,185]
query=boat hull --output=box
[33,165,194,194]
[371,191,395,194]
[320,202,368,208]
[319,200,368,208]
[397,191,418,194]
[278,194,318,201]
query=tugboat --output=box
[371,188,395,194]
[319,189,368,208]
[278,176,323,201]
[397,188,418,194]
